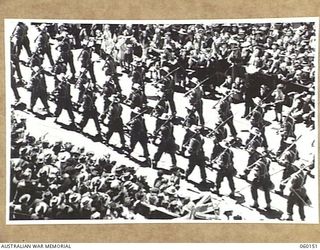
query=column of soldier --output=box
[10,22,315,221]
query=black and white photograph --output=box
[5,18,318,223]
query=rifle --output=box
[206,114,234,138]
[152,67,181,86]
[277,134,302,162]
[184,76,210,97]
[244,91,273,120]
[211,91,234,110]
[153,115,174,136]
[126,109,149,126]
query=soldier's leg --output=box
[68,53,76,77]
[66,105,75,123]
[118,127,126,146]
[93,114,102,134]
[88,64,96,84]
[79,115,89,130]
[22,37,32,57]
[30,91,38,110]
[113,75,122,93]
[286,193,295,220]
[153,146,164,167]
[250,179,259,207]
[298,199,305,221]
[139,139,150,157]
[197,102,205,126]
[227,119,237,138]
[198,156,207,181]
[226,174,235,194]
[54,104,63,118]
[185,157,196,180]
[277,168,290,195]
[45,47,55,67]
[170,151,177,166]
[129,137,138,154]
[263,183,272,206]
[14,60,23,81]
[168,95,176,115]
[215,171,224,193]
[39,92,50,111]
[11,77,20,101]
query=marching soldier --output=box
[75,68,90,106]
[271,84,285,123]
[78,42,97,85]
[53,58,68,87]
[248,97,268,149]
[127,83,147,109]
[131,60,145,89]
[56,35,76,81]
[11,22,32,58]
[127,107,150,161]
[216,93,237,140]
[275,137,300,196]
[240,147,273,210]
[100,75,116,122]
[78,86,102,139]
[152,114,177,168]
[159,66,176,116]
[276,113,296,157]
[180,104,199,156]
[185,125,207,185]
[34,25,55,67]
[286,165,311,221]
[52,73,77,127]
[104,95,126,148]
[11,62,20,103]
[245,127,265,150]
[10,41,24,87]
[29,66,52,115]
[102,54,122,93]
[211,140,236,198]
[151,92,169,136]
[187,77,205,126]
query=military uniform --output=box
[104,100,126,148]
[249,107,268,148]
[185,132,207,183]
[35,30,54,66]
[103,55,122,93]
[78,47,96,84]
[212,144,236,197]
[217,97,237,139]
[277,117,296,157]
[188,87,205,126]
[127,112,150,159]
[153,120,177,168]
[242,151,273,209]
[75,69,90,105]
[11,22,32,57]
[56,38,76,79]
[128,87,147,109]
[100,77,116,122]
[180,107,199,156]
[152,96,169,135]
[53,61,68,87]
[11,62,20,102]
[160,71,176,116]
[53,76,76,125]
[29,67,51,114]
[78,89,102,137]
[276,144,300,195]
[286,169,310,221]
